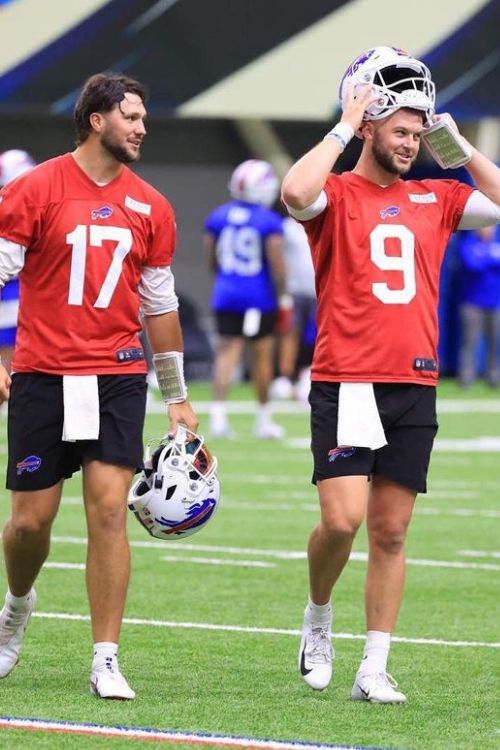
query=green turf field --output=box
[0,379,498,750]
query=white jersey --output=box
[283,217,316,297]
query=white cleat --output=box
[90,657,136,700]
[351,672,406,703]
[209,422,235,439]
[269,376,294,401]
[254,420,285,439]
[0,589,36,679]
[298,612,333,690]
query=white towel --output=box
[337,383,387,450]
[62,375,100,442]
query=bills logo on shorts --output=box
[16,455,42,475]
[91,206,113,220]
[328,446,356,463]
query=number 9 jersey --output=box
[301,172,473,385]
[0,154,176,375]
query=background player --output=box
[281,46,500,703]
[0,72,198,699]
[0,149,36,373]
[204,159,290,439]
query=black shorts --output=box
[7,373,147,491]
[215,310,277,340]
[310,382,438,493]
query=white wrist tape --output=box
[324,122,354,151]
[152,351,187,404]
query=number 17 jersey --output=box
[0,154,176,375]
[302,172,473,385]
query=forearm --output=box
[465,148,500,206]
[143,310,184,354]
[281,137,345,210]
[281,84,375,211]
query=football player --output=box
[204,159,290,439]
[0,73,198,699]
[282,46,500,703]
[0,150,36,373]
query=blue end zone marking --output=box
[0,715,406,750]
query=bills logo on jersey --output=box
[91,206,113,220]
[328,446,356,463]
[380,205,400,219]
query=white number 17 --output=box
[66,224,132,308]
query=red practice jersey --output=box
[302,172,474,385]
[0,154,176,375]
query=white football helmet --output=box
[0,149,36,187]
[339,46,435,122]
[128,426,220,540]
[229,159,279,207]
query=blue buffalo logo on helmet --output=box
[91,206,113,220]
[16,455,42,475]
[380,205,401,219]
[155,498,218,536]
[128,427,220,540]
[328,446,356,463]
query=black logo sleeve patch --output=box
[413,358,437,372]
[116,348,145,363]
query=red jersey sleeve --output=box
[428,179,474,232]
[0,176,43,247]
[146,197,176,267]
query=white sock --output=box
[210,401,227,419]
[307,596,332,624]
[6,590,31,610]
[93,641,118,667]
[256,403,272,423]
[358,630,390,676]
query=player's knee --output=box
[320,512,360,542]
[7,512,52,541]
[370,525,406,555]
[89,497,126,534]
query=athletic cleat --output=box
[90,657,136,700]
[269,376,294,401]
[254,419,285,439]
[351,672,406,703]
[298,611,333,690]
[0,589,36,678]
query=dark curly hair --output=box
[74,73,148,144]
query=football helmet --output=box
[0,149,36,187]
[229,159,279,207]
[339,46,435,121]
[128,426,220,539]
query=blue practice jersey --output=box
[205,200,283,312]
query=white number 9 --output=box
[370,224,416,304]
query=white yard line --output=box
[285,436,500,452]
[160,556,275,568]
[146,399,500,415]
[50,536,500,571]
[458,550,500,559]
[30,611,500,649]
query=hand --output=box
[0,364,11,404]
[428,112,460,134]
[167,399,199,436]
[340,83,380,132]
